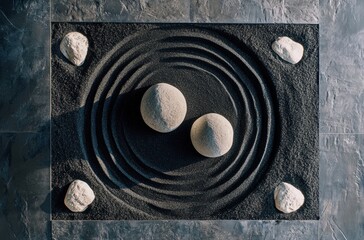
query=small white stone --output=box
[140,83,187,133]
[190,113,234,158]
[272,36,304,64]
[60,32,88,66]
[274,182,305,213]
[64,180,95,212]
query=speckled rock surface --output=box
[64,180,95,212]
[274,182,305,213]
[272,36,304,64]
[140,83,187,133]
[190,113,234,158]
[60,32,88,66]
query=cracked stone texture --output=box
[51,0,190,22]
[320,0,364,133]
[320,134,364,239]
[1,0,364,239]
[0,0,50,132]
[51,0,319,24]
[52,220,318,239]
[191,0,319,23]
[0,133,50,240]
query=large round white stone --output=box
[274,182,305,213]
[64,180,95,212]
[190,113,234,158]
[60,32,88,66]
[140,83,187,133]
[272,36,304,64]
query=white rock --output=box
[272,36,304,64]
[60,32,88,66]
[274,182,305,213]
[190,113,234,158]
[64,180,95,212]
[140,83,187,133]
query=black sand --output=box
[51,23,318,220]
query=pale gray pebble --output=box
[64,180,95,212]
[140,83,187,133]
[190,113,234,158]
[60,32,89,66]
[274,182,305,213]
[272,36,304,64]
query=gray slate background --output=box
[0,0,363,239]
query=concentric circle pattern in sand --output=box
[80,27,275,218]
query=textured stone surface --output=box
[320,134,364,239]
[272,36,304,64]
[64,180,95,212]
[52,220,318,239]
[320,0,364,133]
[51,0,190,22]
[191,0,319,23]
[141,83,187,133]
[0,0,50,132]
[0,133,50,240]
[51,0,319,24]
[274,182,305,214]
[60,32,88,66]
[191,113,234,158]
